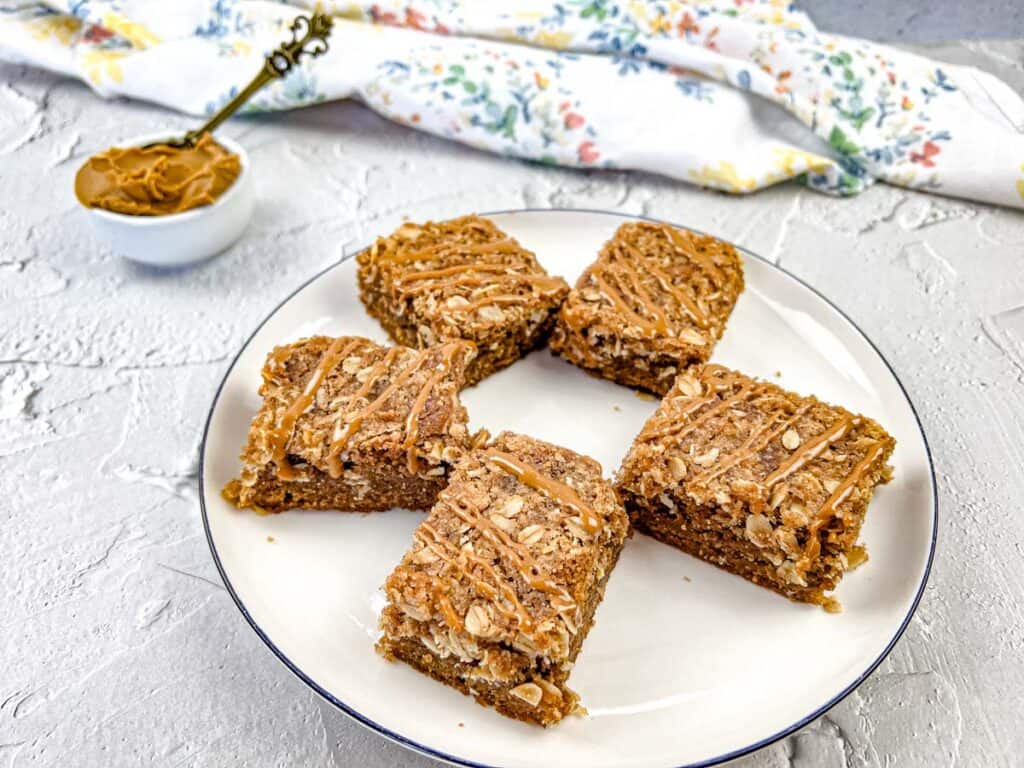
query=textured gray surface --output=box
[1,38,1023,768]
[802,0,1024,42]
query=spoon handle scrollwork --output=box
[169,12,333,148]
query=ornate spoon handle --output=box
[165,12,333,148]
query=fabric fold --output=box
[1,1,1021,208]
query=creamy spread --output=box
[74,133,241,216]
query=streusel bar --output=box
[223,336,476,514]
[378,431,630,725]
[357,215,569,386]
[616,364,895,610]
[551,221,744,395]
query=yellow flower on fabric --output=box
[327,2,368,21]
[649,13,672,34]
[689,162,758,193]
[534,29,574,50]
[493,25,519,42]
[101,12,160,50]
[27,15,81,45]
[628,2,648,22]
[772,147,833,176]
[1017,164,1024,201]
[81,49,125,85]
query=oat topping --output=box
[551,221,744,395]
[378,431,630,726]
[223,336,475,514]
[617,364,896,607]
[358,215,569,385]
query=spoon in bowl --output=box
[147,11,334,149]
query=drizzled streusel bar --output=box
[377,431,630,726]
[550,221,744,395]
[616,364,895,610]
[357,215,569,386]
[223,335,476,514]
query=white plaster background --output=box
[1,40,1022,768]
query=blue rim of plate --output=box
[199,207,938,768]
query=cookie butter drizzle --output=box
[373,218,566,319]
[658,223,726,286]
[412,468,586,634]
[798,441,886,566]
[639,368,758,442]
[485,449,604,534]
[590,270,662,334]
[326,345,460,476]
[416,521,537,632]
[324,346,402,478]
[448,496,573,601]
[268,338,361,480]
[762,415,860,486]
[267,341,461,482]
[657,366,888,569]
[402,344,461,473]
[581,222,727,338]
[601,252,670,333]
[619,239,709,329]
[688,402,816,487]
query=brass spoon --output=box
[148,12,333,149]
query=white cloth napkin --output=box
[3,1,1023,208]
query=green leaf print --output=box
[579,1,610,21]
[848,107,875,130]
[829,126,860,156]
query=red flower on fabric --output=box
[370,6,399,25]
[404,9,426,29]
[564,112,584,130]
[677,13,699,36]
[909,141,940,167]
[578,141,599,164]
[83,25,114,44]
[774,69,791,95]
[371,5,447,33]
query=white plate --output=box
[201,209,936,768]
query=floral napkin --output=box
[2,1,1023,208]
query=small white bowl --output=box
[81,131,254,267]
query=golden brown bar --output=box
[616,365,895,610]
[357,215,569,386]
[377,431,630,726]
[550,221,744,395]
[223,335,476,514]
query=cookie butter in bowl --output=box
[75,131,253,267]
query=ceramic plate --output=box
[201,209,936,768]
